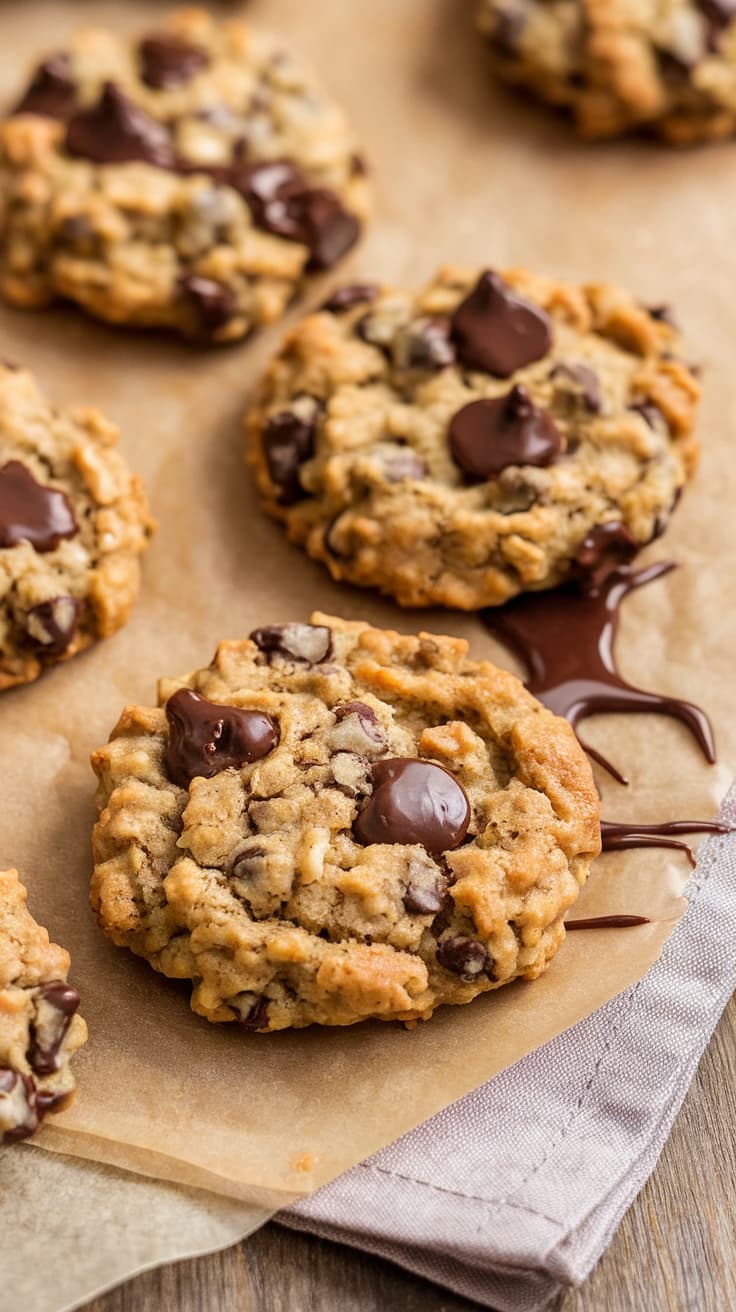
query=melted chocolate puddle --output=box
[566,914,650,930]
[601,818,730,867]
[481,562,715,784]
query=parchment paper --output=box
[0,0,734,1213]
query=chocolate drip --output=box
[601,818,730,867]
[566,915,650,930]
[481,562,716,784]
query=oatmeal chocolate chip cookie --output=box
[0,9,369,342]
[0,362,153,690]
[90,613,600,1031]
[477,0,736,143]
[0,868,87,1143]
[246,266,701,609]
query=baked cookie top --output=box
[0,8,369,342]
[477,0,736,143]
[246,266,700,609]
[0,361,153,690]
[0,868,87,1143]
[90,613,600,1032]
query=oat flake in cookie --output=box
[0,362,153,690]
[0,9,369,343]
[0,869,87,1143]
[246,266,700,609]
[477,0,736,144]
[90,614,600,1031]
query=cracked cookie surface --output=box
[0,362,153,690]
[246,266,700,610]
[0,7,369,342]
[0,868,87,1143]
[90,613,600,1032]
[477,0,736,143]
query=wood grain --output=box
[82,995,736,1312]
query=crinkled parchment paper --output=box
[1,0,735,1300]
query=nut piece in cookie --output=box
[0,9,370,342]
[0,869,87,1143]
[0,362,154,690]
[246,265,700,609]
[90,612,600,1031]
[476,0,736,144]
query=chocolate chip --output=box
[261,411,316,505]
[164,688,278,788]
[393,317,456,371]
[24,596,80,655]
[549,362,601,412]
[0,1067,38,1143]
[573,522,640,587]
[403,876,448,915]
[333,701,387,752]
[230,843,268,881]
[321,283,379,313]
[383,451,428,482]
[449,385,561,480]
[353,758,470,854]
[15,54,76,119]
[250,623,332,664]
[630,400,668,432]
[66,82,174,167]
[451,271,552,377]
[436,935,489,981]
[179,273,236,335]
[139,34,209,89]
[233,161,359,269]
[28,981,80,1076]
[0,461,78,553]
[232,993,270,1030]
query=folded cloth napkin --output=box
[282,781,736,1310]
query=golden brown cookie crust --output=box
[91,613,600,1032]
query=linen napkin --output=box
[282,779,736,1310]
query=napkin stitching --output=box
[354,1161,565,1228]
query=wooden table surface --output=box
[82,994,736,1312]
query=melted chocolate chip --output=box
[236,995,270,1031]
[574,522,640,587]
[0,1067,38,1143]
[321,283,378,313]
[601,817,730,867]
[550,362,602,412]
[395,318,456,371]
[139,34,209,89]
[15,54,76,119]
[353,758,470,854]
[28,981,80,1076]
[164,688,278,788]
[0,461,78,553]
[436,936,489,980]
[234,161,359,269]
[565,915,650,931]
[451,272,552,377]
[262,411,316,505]
[179,273,236,334]
[25,596,80,655]
[449,385,561,480]
[66,82,174,167]
[403,876,448,915]
[250,622,332,664]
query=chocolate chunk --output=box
[233,161,359,269]
[383,451,428,482]
[449,385,561,480]
[403,876,447,915]
[451,272,552,377]
[139,34,209,89]
[262,411,316,505]
[550,361,602,412]
[333,701,387,751]
[321,283,378,313]
[250,622,332,664]
[179,273,236,334]
[0,1067,38,1143]
[393,317,456,371]
[436,935,489,981]
[233,994,270,1031]
[66,82,174,168]
[15,54,76,119]
[0,461,78,553]
[164,688,278,788]
[353,758,470,854]
[573,522,640,588]
[24,596,80,655]
[28,981,80,1076]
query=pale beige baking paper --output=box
[0,0,734,1214]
